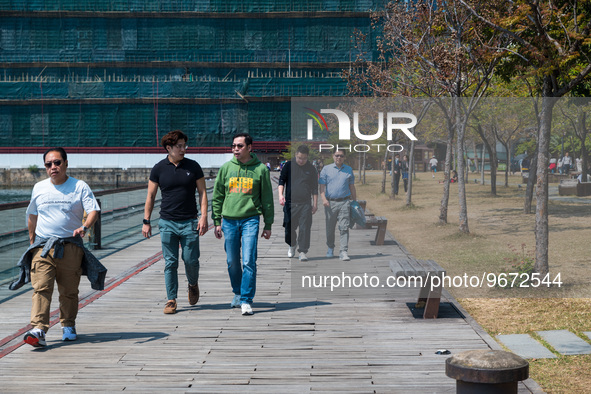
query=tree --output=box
[346,0,504,233]
[460,0,591,274]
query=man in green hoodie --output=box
[212,133,274,316]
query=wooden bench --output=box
[562,178,591,196]
[389,258,446,319]
[355,200,388,244]
[365,216,388,245]
[579,181,591,196]
[558,179,578,196]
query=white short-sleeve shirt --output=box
[26,176,100,239]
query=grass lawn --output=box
[356,169,591,393]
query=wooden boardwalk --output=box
[0,192,543,393]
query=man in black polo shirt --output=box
[142,130,208,314]
[278,144,318,261]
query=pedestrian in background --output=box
[392,153,401,195]
[278,144,318,261]
[429,156,438,178]
[401,154,410,193]
[319,148,356,261]
[562,152,572,175]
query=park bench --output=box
[558,178,578,196]
[355,200,388,245]
[577,181,591,196]
[365,216,388,245]
[389,258,446,319]
[548,173,570,183]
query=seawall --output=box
[2,168,172,188]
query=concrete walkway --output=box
[0,190,544,393]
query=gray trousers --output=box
[324,200,350,252]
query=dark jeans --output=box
[283,202,313,253]
[393,172,401,195]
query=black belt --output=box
[327,197,350,202]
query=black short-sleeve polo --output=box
[149,157,205,221]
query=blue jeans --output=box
[159,218,200,301]
[222,216,259,305]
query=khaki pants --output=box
[30,243,83,332]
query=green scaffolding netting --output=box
[0,0,387,13]
[0,1,382,147]
[0,17,376,63]
[0,102,291,147]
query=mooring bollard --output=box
[445,349,529,394]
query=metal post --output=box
[92,199,102,250]
[446,350,529,394]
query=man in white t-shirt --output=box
[22,147,101,348]
[429,156,438,178]
[562,152,573,175]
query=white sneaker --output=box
[24,328,46,347]
[62,326,77,341]
[299,252,308,261]
[230,294,241,308]
[339,251,350,261]
[241,303,253,315]
[287,246,296,258]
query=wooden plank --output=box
[0,190,539,393]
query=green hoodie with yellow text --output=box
[212,153,274,230]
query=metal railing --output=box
[0,179,214,285]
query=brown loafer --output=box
[188,283,199,305]
[163,299,177,314]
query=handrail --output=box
[0,185,148,212]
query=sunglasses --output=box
[231,143,245,149]
[334,154,344,158]
[44,159,63,168]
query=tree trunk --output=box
[475,124,496,195]
[358,151,363,184]
[406,140,415,207]
[473,140,480,176]
[577,111,589,183]
[439,124,454,224]
[581,139,589,183]
[362,151,367,185]
[534,94,555,276]
[381,148,388,194]
[457,112,469,233]
[490,152,497,195]
[480,143,486,185]
[490,144,498,196]
[524,152,537,214]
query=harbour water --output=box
[0,188,32,204]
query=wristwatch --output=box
[82,226,88,232]
[143,219,151,225]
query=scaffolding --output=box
[0,0,383,147]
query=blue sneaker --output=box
[326,248,334,258]
[62,326,77,341]
[24,328,46,347]
[230,294,241,308]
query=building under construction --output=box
[0,0,385,160]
